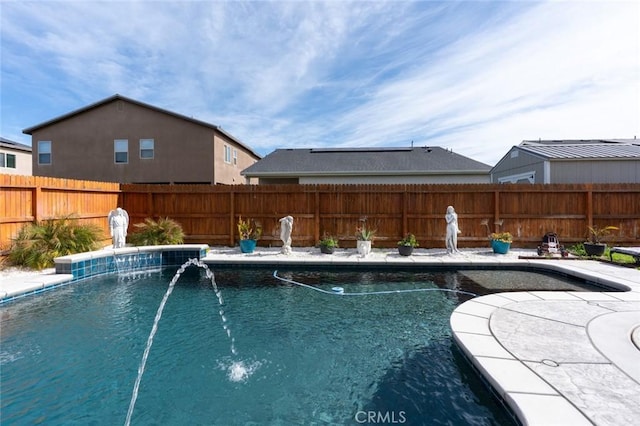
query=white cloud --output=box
[1,1,638,165]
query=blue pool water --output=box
[1,267,600,425]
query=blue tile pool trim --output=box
[55,246,208,280]
[0,245,208,304]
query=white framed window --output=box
[114,139,128,164]
[38,141,52,165]
[140,139,154,159]
[233,149,238,165]
[224,144,232,163]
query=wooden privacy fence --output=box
[2,175,638,250]
[0,174,120,249]
[120,183,640,249]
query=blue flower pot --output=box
[491,240,511,254]
[239,239,257,253]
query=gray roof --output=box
[22,94,261,159]
[242,147,491,177]
[518,140,640,159]
[0,137,32,152]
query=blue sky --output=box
[1,0,638,166]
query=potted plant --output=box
[237,216,262,253]
[490,232,512,254]
[318,234,339,254]
[355,218,376,257]
[583,225,618,256]
[397,233,419,256]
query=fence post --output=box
[32,184,43,222]
[493,190,500,233]
[586,186,593,229]
[229,190,235,246]
[314,190,320,243]
[402,187,408,235]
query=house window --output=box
[0,153,15,168]
[114,139,128,164]
[6,153,16,168]
[233,149,238,165]
[140,139,154,159]
[224,145,232,163]
[38,141,52,165]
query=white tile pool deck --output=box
[1,246,639,425]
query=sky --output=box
[1,0,638,166]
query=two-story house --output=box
[23,94,261,184]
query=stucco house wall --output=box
[24,95,260,184]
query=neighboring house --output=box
[0,137,32,176]
[491,139,640,184]
[23,94,261,184]
[241,147,491,184]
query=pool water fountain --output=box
[125,258,250,426]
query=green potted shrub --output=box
[583,225,618,257]
[397,233,419,256]
[318,234,339,254]
[237,216,262,253]
[490,232,512,254]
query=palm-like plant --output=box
[9,216,103,269]
[128,217,184,246]
[586,225,618,244]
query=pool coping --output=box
[1,245,639,425]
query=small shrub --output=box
[397,233,419,247]
[9,216,103,270]
[128,217,184,246]
[318,233,339,248]
[568,243,586,257]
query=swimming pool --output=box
[0,266,605,425]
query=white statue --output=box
[279,215,294,255]
[108,207,129,248]
[445,205,461,254]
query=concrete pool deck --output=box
[1,246,639,425]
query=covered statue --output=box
[108,207,129,248]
